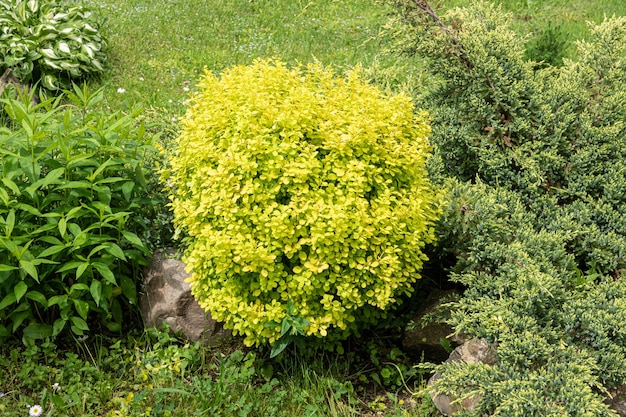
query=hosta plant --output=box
[0,84,154,345]
[165,59,442,347]
[0,0,107,90]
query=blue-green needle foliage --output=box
[386,1,626,415]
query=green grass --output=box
[439,0,626,59]
[0,330,437,416]
[69,0,403,115]
[3,0,626,416]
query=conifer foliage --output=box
[386,1,626,415]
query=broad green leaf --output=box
[121,181,135,202]
[72,299,89,320]
[135,164,147,188]
[69,283,89,293]
[122,230,145,249]
[0,292,17,310]
[90,279,102,307]
[14,281,27,302]
[88,158,115,182]
[58,217,67,239]
[12,309,30,332]
[58,261,83,273]
[97,186,111,205]
[76,262,90,279]
[23,323,53,340]
[1,178,20,195]
[67,222,81,238]
[25,291,47,307]
[71,315,89,331]
[0,237,18,257]
[270,337,291,358]
[4,209,14,237]
[92,262,116,284]
[73,232,89,247]
[0,264,18,272]
[56,180,92,190]
[95,177,126,185]
[66,155,97,171]
[48,295,67,307]
[31,223,58,236]
[52,318,66,336]
[19,260,38,281]
[104,242,126,261]
[111,298,122,323]
[38,244,67,258]
[119,276,136,304]
[24,167,64,197]
[0,188,9,205]
[38,236,63,245]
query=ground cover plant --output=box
[2,0,626,415]
[384,0,626,414]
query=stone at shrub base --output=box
[140,250,231,344]
[428,338,497,416]
[403,289,464,362]
[606,384,626,417]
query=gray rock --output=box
[140,250,230,344]
[403,289,464,362]
[607,385,626,417]
[428,338,497,416]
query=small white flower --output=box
[117,87,126,94]
[139,77,144,81]
[29,404,43,417]
[172,117,177,122]
[168,99,173,104]
[52,382,60,391]
[183,87,189,92]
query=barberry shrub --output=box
[165,59,442,346]
[385,1,626,415]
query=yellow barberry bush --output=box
[165,59,442,346]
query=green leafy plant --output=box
[0,84,154,344]
[0,0,107,90]
[165,58,443,347]
[385,1,626,415]
[266,300,310,358]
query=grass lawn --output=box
[1,0,626,415]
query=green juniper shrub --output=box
[165,58,443,348]
[0,0,107,90]
[0,84,156,345]
[385,1,626,415]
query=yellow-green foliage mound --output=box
[166,59,442,346]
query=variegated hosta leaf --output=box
[0,0,107,89]
[40,72,58,90]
